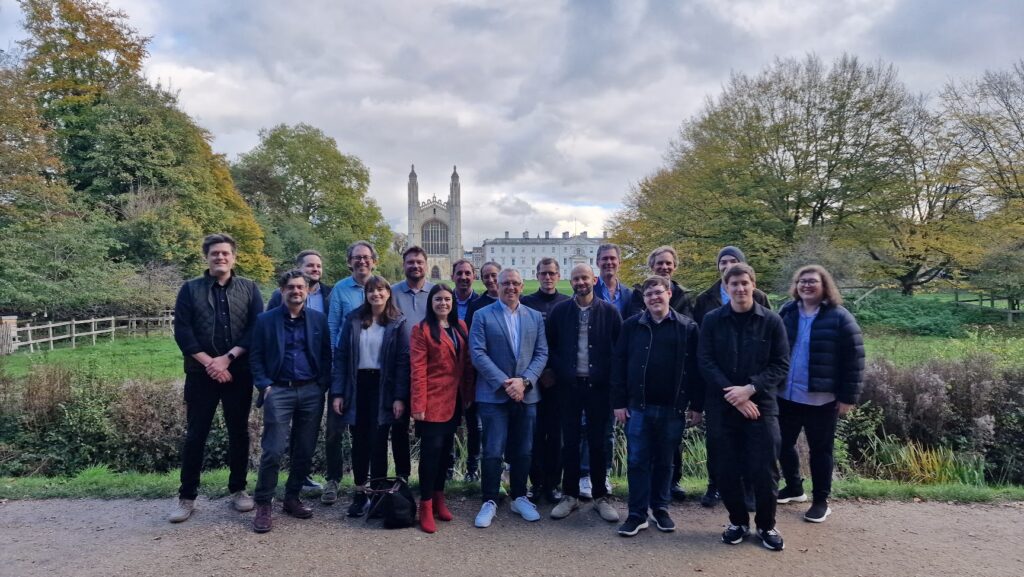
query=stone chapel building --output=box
[406,165,464,279]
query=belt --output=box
[275,379,317,388]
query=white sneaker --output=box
[168,498,195,523]
[475,500,498,528]
[231,490,255,512]
[511,496,541,521]
[579,475,593,499]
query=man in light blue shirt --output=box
[594,243,634,318]
[321,240,378,506]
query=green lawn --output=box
[1,335,182,380]
[864,332,1024,367]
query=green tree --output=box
[233,123,392,280]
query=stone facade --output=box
[476,230,606,279]
[407,165,464,279]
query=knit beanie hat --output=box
[717,246,746,264]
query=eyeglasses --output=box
[644,289,668,299]
[500,281,523,288]
[350,255,373,262]
[537,271,558,277]
[798,279,821,286]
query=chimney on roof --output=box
[580,231,587,238]
[562,231,569,239]
[504,231,509,239]
[544,231,550,239]
[523,230,529,239]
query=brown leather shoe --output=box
[253,502,272,533]
[282,497,313,519]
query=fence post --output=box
[26,322,33,353]
[109,317,115,343]
[0,316,16,355]
[954,289,959,303]
[71,319,76,348]
[48,323,54,351]
[90,319,96,346]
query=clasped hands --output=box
[723,384,760,420]
[204,354,233,383]
[503,377,526,402]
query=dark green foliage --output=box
[852,291,1006,337]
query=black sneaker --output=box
[804,501,831,523]
[701,487,720,508]
[670,484,687,502]
[721,524,749,544]
[617,515,649,537]
[445,468,454,481]
[777,484,808,504]
[346,492,369,518]
[651,508,675,532]
[464,470,479,482]
[545,487,563,504]
[757,527,785,551]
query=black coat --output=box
[546,297,622,389]
[778,301,865,405]
[692,280,771,326]
[330,311,409,426]
[696,303,790,416]
[611,310,703,413]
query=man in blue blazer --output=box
[470,268,549,527]
[249,270,333,533]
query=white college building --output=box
[474,230,607,279]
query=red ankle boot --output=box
[433,491,453,521]
[419,499,436,533]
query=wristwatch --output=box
[522,377,533,392]
[227,352,237,361]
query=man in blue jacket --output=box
[470,268,549,527]
[249,270,333,533]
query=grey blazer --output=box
[469,301,548,404]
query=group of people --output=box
[168,233,865,552]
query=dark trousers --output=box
[478,401,536,502]
[778,398,838,502]
[625,405,685,519]
[324,407,347,483]
[448,395,481,474]
[560,378,611,499]
[529,384,562,491]
[580,410,614,476]
[708,406,781,530]
[178,371,253,500]
[417,411,459,500]
[254,383,324,503]
[351,370,389,486]
[386,414,412,479]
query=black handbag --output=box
[365,477,416,529]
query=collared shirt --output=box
[595,276,631,317]
[783,307,835,406]
[306,283,325,313]
[328,276,368,347]
[720,283,730,305]
[576,301,591,376]
[499,299,521,359]
[211,278,233,353]
[280,310,315,381]
[392,280,434,344]
[455,290,477,321]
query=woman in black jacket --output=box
[776,265,864,523]
[330,275,409,518]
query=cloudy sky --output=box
[2,0,1022,248]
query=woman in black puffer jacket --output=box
[776,265,864,524]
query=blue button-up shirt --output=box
[327,276,368,347]
[783,307,835,406]
[306,285,325,314]
[499,299,522,359]
[456,290,477,321]
[720,283,730,305]
[595,277,632,318]
[280,312,315,381]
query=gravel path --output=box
[2,496,1022,577]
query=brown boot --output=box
[433,491,453,521]
[419,499,436,533]
[253,502,272,533]
[282,496,313,519]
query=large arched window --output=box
[421,220,449,255]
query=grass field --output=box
[863,332,1024,367]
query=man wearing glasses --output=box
[321,240,378,505]
[470,269,549,527]
[521,258,570,504]
[611,276,702,537]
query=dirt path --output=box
[2,496,1022,577]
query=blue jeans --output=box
[254,383,325,503]
[478,401,537,502]
[625,405,684,519]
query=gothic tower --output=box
[407,164,419,248]
[449,166,463,264]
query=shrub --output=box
[851,291,1005,337]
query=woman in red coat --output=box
[410,283,475,533]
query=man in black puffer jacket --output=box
[776,265,864,524]
[697,264,789,552]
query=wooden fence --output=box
[952,290,1024,326]
[0,312,173,355]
